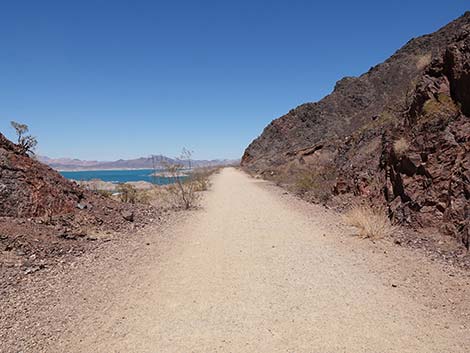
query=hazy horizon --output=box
[1,1,468,160]
[39,154,239,163]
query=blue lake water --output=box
[60,169,176,185]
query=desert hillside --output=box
[242,12,470,249]
[0,132,158,282]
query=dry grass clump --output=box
[344,204,396,239]
[393,137,409,156]
[421,93,459,122]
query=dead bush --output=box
[163,149,199,209]
[344,203,396,238]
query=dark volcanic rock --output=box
[0,133,160,277]
[0,133,85,217]
[242,12,470,248]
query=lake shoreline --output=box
[57,167,154,172]
[60,169,179,185]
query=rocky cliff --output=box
[242,13,470,248]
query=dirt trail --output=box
[48,168,468,352]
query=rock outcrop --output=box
[242,13,470,248]
[0,133,159,278]
[0,133,85,217]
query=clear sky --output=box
[0,1,468,160]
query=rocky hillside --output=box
[242,13,470,248]
[0,133,85,218]
[0,133,157,281]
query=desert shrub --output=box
[116,183,138,203]
[136,190,151,204]
[393,137,409,156]
[95,189,113,198]
[295,172,321,193]
[143,185,173,209]
[165,170,201,209]
[163,149,199,209]
[422,93,459,122]
[344,203,395,238]
[166,181,200,209]
[146,168,220,210]
[10,121,38,154]
[161,149,222,209]
[190,168,213,191]
[116,184,152,204]
[294,166,337,202]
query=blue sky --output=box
[0,1,468,160]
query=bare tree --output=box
[164,148,199,209]
[180,147,193,170]
[10,121,37,154]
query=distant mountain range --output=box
[38,155,239,171]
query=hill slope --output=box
[0,133,157,279]
[242,13,470,248]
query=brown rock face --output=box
[242,13,470,248]
[380,31,470,248]
[0,133,160,282]
[0,133,85,217]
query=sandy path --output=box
[53,168,468,352]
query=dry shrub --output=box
[148,165,220,210]
[95,189,113,198]
[167,180,200,209]
[116,183,150,204]
[393,137,409,156]
[146,185,179,209]
[295,172,320,193]
[135,190,151,204]
[117,183,138,203]
[344,203,395,238]
[422,93,459,122]
[163,164,201,210]
[293,165,337,203]
[190,167,219,191]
